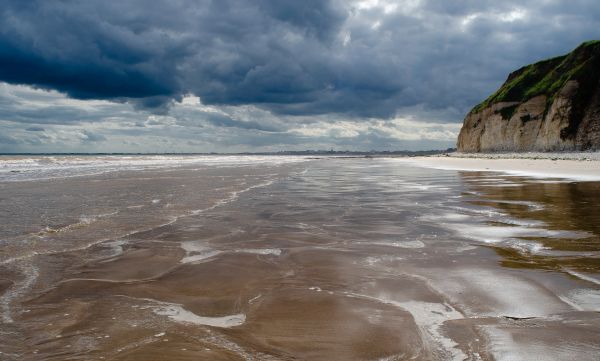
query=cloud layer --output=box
[0,0,599,151]
[0,83,461,152]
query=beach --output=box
[400,152,600,181]
[1,155,599,360]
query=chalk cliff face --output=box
[458,41,600,152]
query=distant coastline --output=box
[0,149,456,157]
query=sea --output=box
[0,155,598,360]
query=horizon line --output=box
[0,149,455,156]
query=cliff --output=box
[457,40,600,152]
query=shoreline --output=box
[395,152,600,181]
[441,151,600,161]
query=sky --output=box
[1,0,599,153]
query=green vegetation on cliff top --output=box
[471,40,600,114]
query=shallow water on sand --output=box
[0,156,599,360]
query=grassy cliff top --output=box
[471,40,600,113]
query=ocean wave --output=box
[0,155,312,182]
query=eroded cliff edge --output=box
[457,40,600,152]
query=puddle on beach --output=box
[0,157,599,360]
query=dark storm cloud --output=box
[0,104,98,124]
[0,0,346,113]
[0,0,599,120]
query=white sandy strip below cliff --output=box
[395,155,600,181]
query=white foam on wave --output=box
[506,240,547,254]
[420,212,471,225]
[153,304,246,328]
[0,155,313,182]
[100,239,128,258]
[397,300,466,361]
[180,241,209,254]
[386,179,451,192]
[370,240,425,249]
[131,179,280,242]
[120,295,246,328]
[191,179,276,216]
[0,261,39,323]
[424,209,548,237]
[406,184,451,191]
[347,293,466,361]
[28,210,120,238]
[437,212,471,221]
[448,206,505,218]
[179,240,282,264]
[446,206,547,227]
[248,294,262,304]
[362,255,403,266]
[179,241,223,264]
[443,223,589,244]
[235,248,282,256]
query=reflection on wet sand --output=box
[459,171,600,273]
[1,157,599,360]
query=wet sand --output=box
[1,156,599,360]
